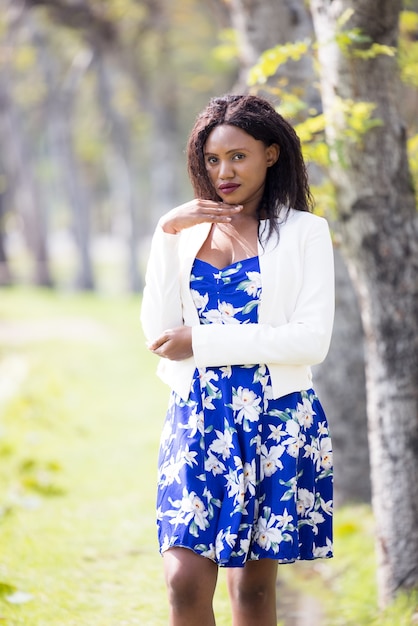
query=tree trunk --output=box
[40,38,95,291]
[0,191,12,285]
[222,0,370,505]
[228,0,318,109]
[310,0,418,605]
[0,47,53,287]
[313,247,370,505]
[93,46,142,293]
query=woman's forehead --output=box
[204,124,261,154]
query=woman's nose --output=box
[219,159,234,179]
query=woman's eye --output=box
[206,156,218,165]
[233,153,245,160]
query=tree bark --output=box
[228,0,318,109]
[310,0,418,605]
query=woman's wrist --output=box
[159,210,181,235]
[159,218,178,235]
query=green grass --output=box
[0,287,417,625]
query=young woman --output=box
[141,94,334,626]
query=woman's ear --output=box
[266,143,280,167]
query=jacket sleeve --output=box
[140,226,183,344]
[192,217,335,367]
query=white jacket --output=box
[141,209,335,401]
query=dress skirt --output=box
[156,257,333,567]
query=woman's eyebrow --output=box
[204,147,248,155]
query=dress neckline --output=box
[193,255,259,272]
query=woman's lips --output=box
[218,184,240,194]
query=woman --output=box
[141,94,334,626]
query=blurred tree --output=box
[310,0,418,606]
[0,191,12,285]
[0,6,53,287]
[0,0,236,291]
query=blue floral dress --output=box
[156,256,333,567]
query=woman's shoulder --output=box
[261,209,330,238]
[286,208,329,227]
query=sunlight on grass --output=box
[0,287,417,625]
[0,287,169,625]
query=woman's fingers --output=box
[159,201,242,233]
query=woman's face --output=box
[204,124,279,214]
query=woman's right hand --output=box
[159,199,242,234]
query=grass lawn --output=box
[0,287,416,625]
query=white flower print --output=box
[261,443,285,477]
[276,508,294,529]
[220,365,232,379]
[200,544,216,560]
[286,418,300,438]
[224,528,239,549]
[239,536,251,557]
[182,444,199,467]
[233,455,243,472]
[304,439,319,465]
[232,386,262,423]
[209,428,234,460]
[160,419,174,448]
[166,488,209,532]
[243,459,256,496]
[198,369,219,392]
[286,441,300,458]
[202,395,217,410]
[178,408,204,438]
[203,301,242,324]
[160,534,175,553]
[236,271,262,298]
[225,467,245,506]
[295,397,316,430]
[318,421,329,436]
[320,437,333,470]
[320,498,333,516]
[283,419,302,458]
[297,488,315,517]
[159,457,182,487]
[254,513,283,552]
[159,446,197,488]
[309,510,325,535]
[313,537,333,558]
[205,452,226,476]
[268,424,286,443]
[215,528,238,559]
[279,475,298,502]
[191,289,209,313]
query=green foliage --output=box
[248,39,311,86]
[408,133,418,205]
[212,28,240,64]
[246,8,418,217]
[331,98,383,146]
[274,87,310,120]
[335,9,396,59]
[399,11,418,87]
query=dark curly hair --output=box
[186,94,313,239]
